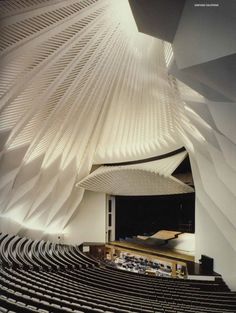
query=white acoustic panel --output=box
[79,168,193,196]
[79,152,193,196]
[131,151,187,176]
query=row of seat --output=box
[0,232,236,313]
[0,233,96,271]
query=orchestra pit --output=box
[0,0,236,312]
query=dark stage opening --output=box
[115,193,195,240]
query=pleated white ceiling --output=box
[0,0,183,234]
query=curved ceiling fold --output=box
[0,0,182,234]
[78,152,194,196]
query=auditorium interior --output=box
[0,0,236,312]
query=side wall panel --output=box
[64,191,106,245]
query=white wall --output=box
[190,147,236,290]
[170,2,236,289]
[178,97,236,290]
[195,198,236,290]
[64,190,106,245]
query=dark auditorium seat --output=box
[0,232,236,313]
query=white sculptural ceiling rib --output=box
[0,0,182,234]
[79,151,194,196]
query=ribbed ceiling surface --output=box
[79,151,194,195]
[0,0,182,234]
